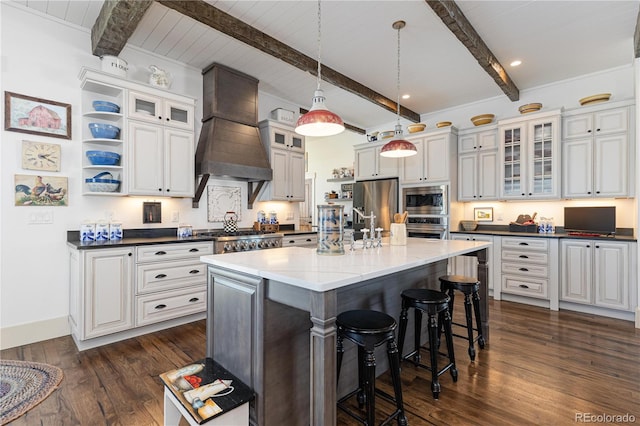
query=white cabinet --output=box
[458,126,499,201]
[400,128,456,184]
[128,122,194,196]
[80,78,126,196]
[128,90,194,130]
[68,247,134,341]
[354,141,398,180]
[259,120,306,201]
[449,233,496,297]
[500,237,558,308]
[561,239,632,311]
[135,242,212,327]
[282,234,318,247]
[562,103,634,198]
[499,110,561,200]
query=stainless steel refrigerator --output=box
[352,178,399,237]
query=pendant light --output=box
[380,20,417,158]
[295,0,345,137]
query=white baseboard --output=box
[636,307,640,328]
[1,316,70,350]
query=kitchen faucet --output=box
[352,208,382,249]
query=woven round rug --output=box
[0,359,63,425]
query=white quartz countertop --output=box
[201,238,491,292]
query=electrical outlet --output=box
[286,211,294,220]
[27,209,53,224]
[172,211,179,222]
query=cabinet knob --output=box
[166,117,170,121]
[586,245,590,248]
[587,191,591,194]
[166,189,170,192]
[155,274,167,279]
[158,116,162,120]
[595,245,600,249]
[596,128,601,132]
[587,129,592,133]
[128,252,132,256]
[595,190,600,194]
[158,188,162,192]
[479,145,482,149]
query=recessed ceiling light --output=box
[510,60,522,67]
[402,94,410,99]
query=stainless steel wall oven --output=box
[402,185,447,216]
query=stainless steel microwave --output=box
[402,185,447,216]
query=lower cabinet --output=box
[68,241,212,349]
[135,242,212,326]
[560,239,632,311]
[499,237,559,310]
[69,247,134,340]
[449,233,496,297]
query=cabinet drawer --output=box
[502,275,548,299]
[283,235,317,247]
[137,260,207,294]
[135,286,206,326]
[136,242,213,263]
[501,238,548,251]
[502,250,548,264]
[502,262,548,277]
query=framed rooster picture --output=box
[14,174,68,206]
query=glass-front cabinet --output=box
[498,110,561,200]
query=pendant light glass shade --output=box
[295,90,344,137]
[381,20,417,158]
[295,0,344,137]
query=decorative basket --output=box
[460,220,478,231]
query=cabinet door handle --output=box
[519,268,529,271]
[154,304,167,310]
[587,129,592,133]
[189,248,199,252]
[189,297,199,303]
[155,251,167,255]
[155,274,167,279]
[128,252,132,256]
[158,188,162,192]
[518,242,529,246]
[519,255,529,259]
[595,245,600,249]
[586,245,590,248]
[288,240,295,244]
[518,284,530,289]
[306,239,312,242]
[158,116,163,120]
[189,269,200,274]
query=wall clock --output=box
[22,141,61,172]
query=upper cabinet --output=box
[354,141,398,180]
[259,120,305,201]
[562,101,634,199]
[128,90,194,131]
[498,110,561,200]
[400,127,457,184]
[458,126,499,201]
[79,68,196,198]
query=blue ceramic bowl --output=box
[85,172,120,192]
[86,150,121,166]
[89,123,120,139]
[92,100,120,113]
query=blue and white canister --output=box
[95,222,109,242]
[109,222,123,240]
[317,204,344,255]
[80,222,96,243]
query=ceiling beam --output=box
[91,0,153,57]
[157,0,421,123]
[426,0,520,102]
[634,6,640,58]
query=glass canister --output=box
[317,204,345,255]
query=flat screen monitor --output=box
[563,206,616,235]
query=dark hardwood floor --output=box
[2,299,639,425]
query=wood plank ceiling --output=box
[11,0,640,130]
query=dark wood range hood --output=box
[193,63,272,208]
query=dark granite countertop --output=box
[451,225,636,242]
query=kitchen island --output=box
[200,238,491,426]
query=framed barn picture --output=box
[4,91,71,139]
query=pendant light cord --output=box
[316,0,322,91]
[396,22,401,125]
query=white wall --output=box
[0,3,302,348]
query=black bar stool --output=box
[336,309,408,426]
[439,274,485,361]
[397,288,457,399]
